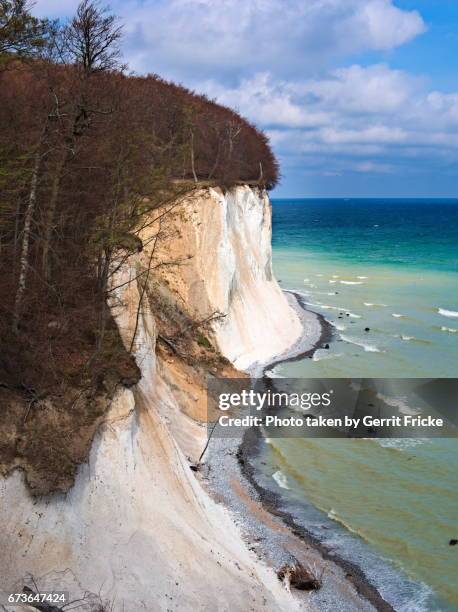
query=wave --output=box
[394,334,432,345]
[304,302,325,310]
[376,393,420,416]
[305,301,332,310]
[438,307,458,318]
[357,276,368,280]
[323,506,434,612]
[329,280,337,284]
[341,334,381,352]
[326,508,370,540]
[340,280,364,285]
[376,438,428,451]
[326,319,346,331]
[305,302,362,318]
[441,325,458,333]
[364,302,387,307]
[272,470,290,490]
[392,313,404,318]
[313,351,344,362]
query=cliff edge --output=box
[125,184,303,372]
[0,186,304,611]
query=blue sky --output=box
[34,1,458,198]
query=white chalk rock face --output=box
[155,186,302,371]
[0,388,294,612]
[0,271,295,612]
[209,187,302,370]
[0,195,301,611]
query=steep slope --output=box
[0,186,303,611]
[143,185,303,372]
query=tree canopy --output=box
[0,0,278,395]
[0,0,50,58]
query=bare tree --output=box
[41,0,123,280]
[61,0,123,75]
[190,128,198,183]
[226,119,242,160]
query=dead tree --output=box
[277,557,323,591]
[61,0,123,76]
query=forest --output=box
[0,0,278,401]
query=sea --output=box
[263,198,458,611]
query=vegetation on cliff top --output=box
[0,0,275,493]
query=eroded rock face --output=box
[0,186,302,611]
[0,385,293,612]
[0,229,295,611]
[141,185,302,371]
[0,365,139,496]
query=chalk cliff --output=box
[142,185,303,371]
[0,186,303,611]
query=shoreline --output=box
[263,290,334,375]
[202,290,396,611]
[237,428,395,612]
[246,290,332,378]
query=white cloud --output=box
[300,64,422,114]
[33,0,458,192]
[319,125,408,145]
[33,0,80,18]
[355,0,426,50]
[202,73,331,128]
[203,64,425,124]
[201,64,458,180]
[109,0,426,79]
[353,160,395,173]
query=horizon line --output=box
[270,196,458,200]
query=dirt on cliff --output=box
[148,276,245,423]
[0,314,140,496]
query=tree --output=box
[12,129,43,331]
[41,0,124,281]
[0,7,279,395]
[0,0,49,58]
[61,0,123,75]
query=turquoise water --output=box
[272,198,458,378]
[267,199,458,609]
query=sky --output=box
[33,0,458,198]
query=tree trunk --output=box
[208,138,221,180]
[190,130,198,183]
[41,153,67,281]
[42,95,87,281]
[97,246,112,350]
[13,148,41,332]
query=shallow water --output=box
[267,198,458,609]
[272,199,458,378]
